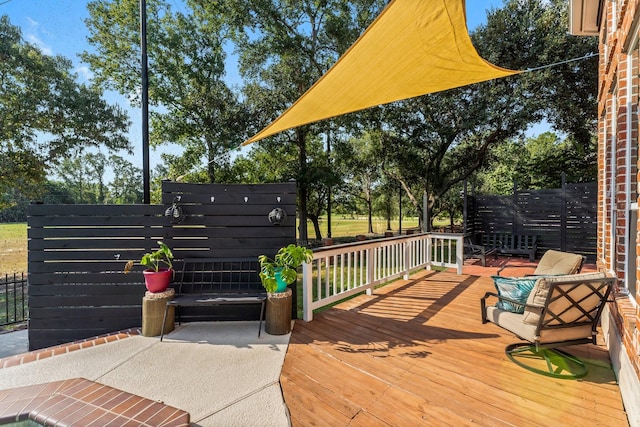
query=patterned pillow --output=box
[491,276,540,314]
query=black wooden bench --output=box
[160,258,266,341]
[481,233,538,261]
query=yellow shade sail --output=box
[244,0,520,145]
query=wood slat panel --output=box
[470,182,596,261]
[281,270,628,427]
[27,181,297,350]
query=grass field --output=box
[305,215,420,238]
[0,223,27,275]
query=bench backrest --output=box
[482,233,537,249]
[175,258,263,295]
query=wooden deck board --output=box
[281,269,629,426]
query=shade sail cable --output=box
[522,52,598,73]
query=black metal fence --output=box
[1,272,28,327]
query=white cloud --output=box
[76,66,94,82]
[25,17,53,56]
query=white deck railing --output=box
[301,232,463,321]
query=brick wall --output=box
[599,0,640,388]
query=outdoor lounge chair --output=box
[463,237,496,267]
[497,249,586,277]
[481,272,615,379]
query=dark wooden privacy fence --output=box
[466,181,597,262]
[27,182,296,350]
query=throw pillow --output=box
[491,276,540,314]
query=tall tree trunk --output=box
[367,198,373,234]
[207,142,216,183]
[307,214,323,240]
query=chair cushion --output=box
[522,272,606,325]
[533,250,583,276]
[485,306,536,341]
[491,276,539,314]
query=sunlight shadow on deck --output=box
[281,270,628,426]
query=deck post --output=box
[426,235,433,270]
[456,234,464,275]
[366,248,375,295]
[403,240,411,279]
[302,261,313,321]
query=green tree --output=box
[83,0,247,183]
[479,132,597,193]
[334,132,382,234]
[54,155,100,204]
[107,155,144,204]
[0,15,131,208]
[476,0,598,148]
[223,0,386,242]
[378,0,597,229]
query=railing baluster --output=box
[302,233,463,320]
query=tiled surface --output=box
[0,328,141,369]
[0,378,189,426]
[451,255,597,277]
[0,329,189,426]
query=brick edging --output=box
[0,327,142,369]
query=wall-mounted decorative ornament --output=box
[268,207,287,225]
[164,196,186,224]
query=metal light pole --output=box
[326,129,332,238]
[140,0,150,204]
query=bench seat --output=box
[481,233,537,261]
[160,258,266,341]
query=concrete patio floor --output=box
[0,322,291,426]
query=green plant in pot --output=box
[258,244,313,293]
[124,241,174,293]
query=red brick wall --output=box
[599,0,640,382]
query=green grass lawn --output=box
[0,223,27,274]
[305,215,420,238]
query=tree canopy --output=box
[0,15,131,208]
[2,0,599,238]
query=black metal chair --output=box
[481,272,615,379]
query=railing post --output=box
[426,234,432,270]
[366,248,374,295]
[456,235,464,275]
[404,240,410,279]
[302,261,313,321]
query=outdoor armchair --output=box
[481,272,615,379]
[463,237,496,267]
[497,249,585,277]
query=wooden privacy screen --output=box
[27,181,296,350]
[467,182,597,262]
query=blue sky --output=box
[0,0,506,178]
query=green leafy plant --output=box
[258,244,313,293]
[124,241,174,273]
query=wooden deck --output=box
[281,269,628,426]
